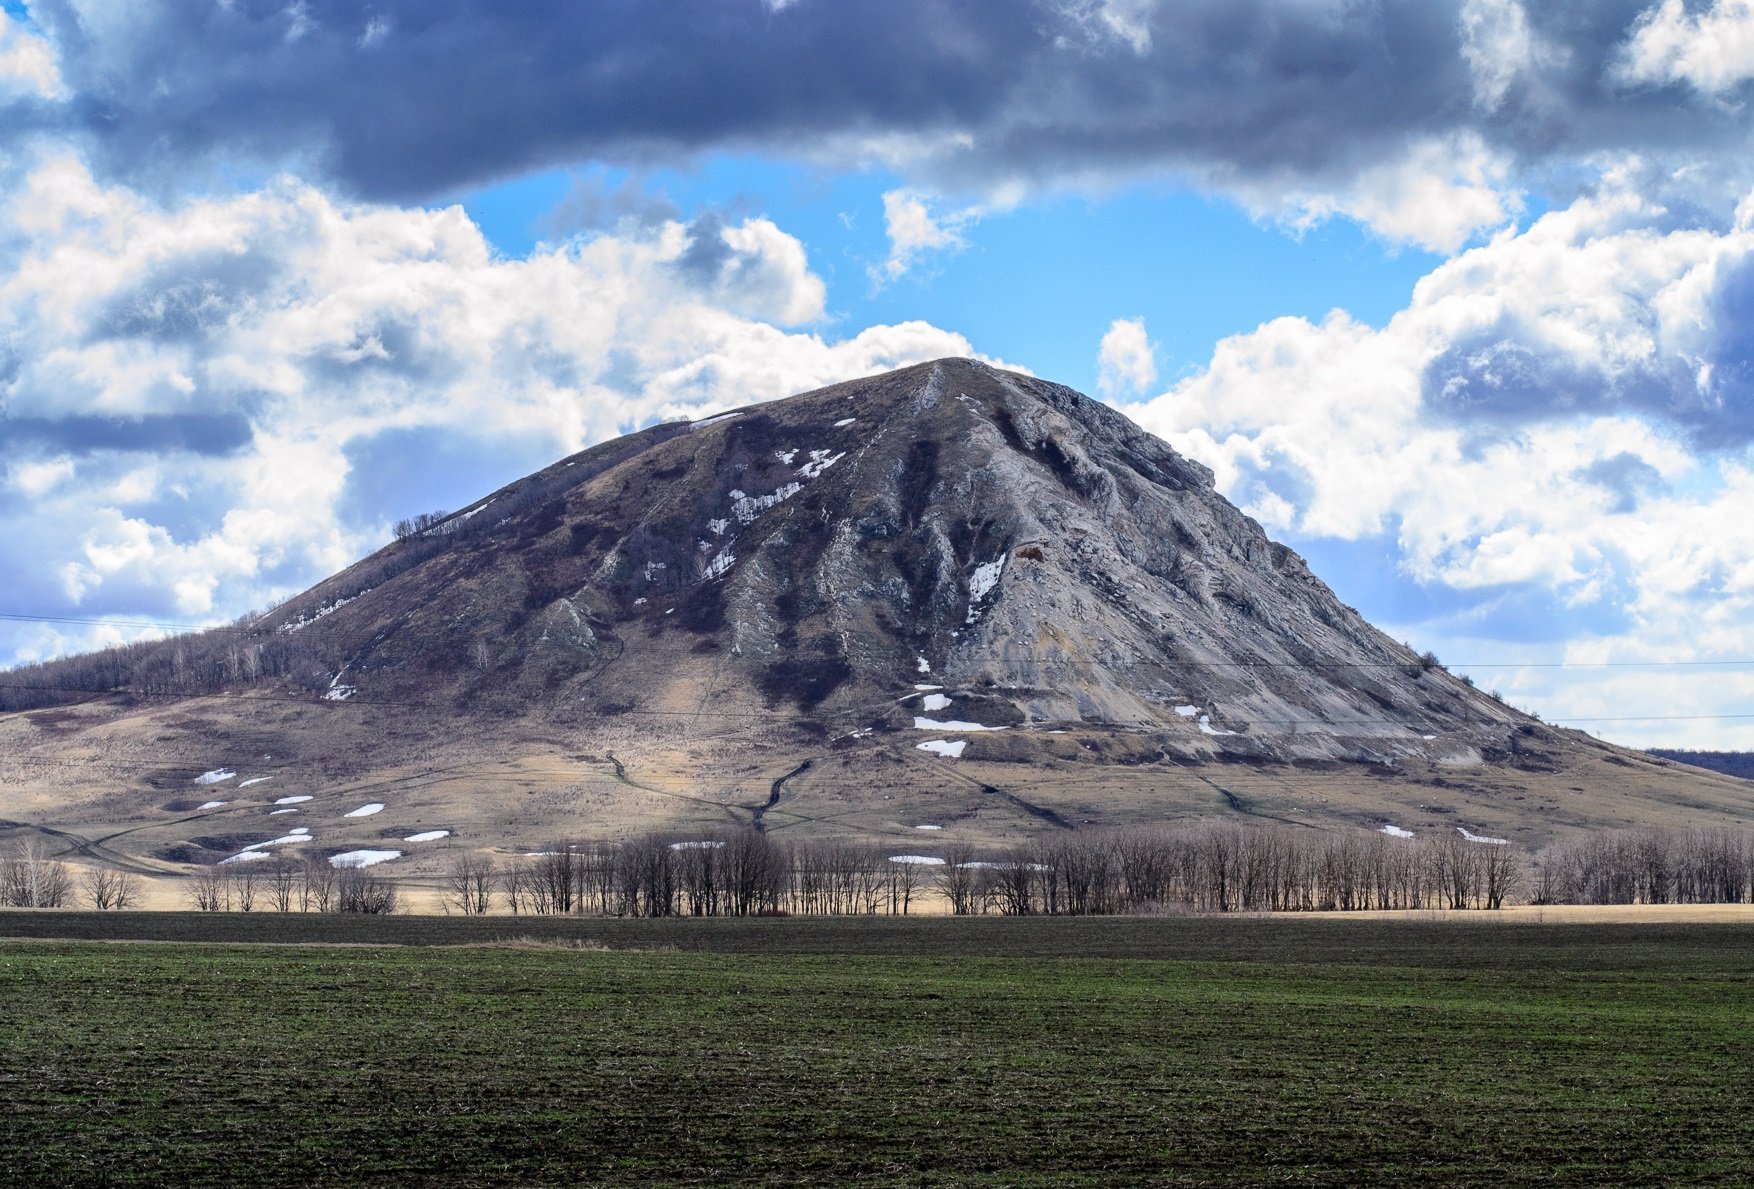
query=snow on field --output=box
[914,824,943,831]
[1458,827,1509,845]
[279,591,366,633]
[702,549,736,579]
[264,833,312,846]
[965,557,1006,622]
[329,849,401,868]
[193,769,236,785]
[323,684,357,701]
[888,854,945,865]
[916,740,967,758]
[730,482,803,524]
[920,692,951,712]
[834,417,857,427]
[404,830,451,842]
[274,795,313,805]
[797,449,845,478]
[344,803,385,818]
[914,717,1005,731]
[269,808,299,815]
[670,840,726,850]
[196,800,229,810]
[238,777,272,788]
[1380,825,1416,839]
[220,849,272,864]
[917,656,931,674]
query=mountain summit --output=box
[270,358,1512,755]
[4,359,1748,863]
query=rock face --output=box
[264,357,1517,765]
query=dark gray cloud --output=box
[1577,452,1666,512]
[94,248,281,344]
[16,0,1738,204]
[539,171,681,237]
[1424,306,1754,448]
[1,412,256,456]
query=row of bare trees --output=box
[449,833,927,918]
[1531,828,1754,905]
[440,825,1524,917]
[933,826,1521,915]
[185,856,398,913]
[0,839,139,909]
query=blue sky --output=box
[456,158,1442,392]
[2,0,1754,746]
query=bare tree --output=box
[187,865,230,911]
[228,863,259,912]
[336,867,398,914]
[1,838,75,908]
[937,843,978,915]
[79,865,137,910]
[445,852,497,915]
[268,856,300,912]
[303,855,337,913]
[501,858,528,915]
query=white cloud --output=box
[0,154,999,658]
[1616,0,1754,95]
[0,9,64,101]
[1058,0,1161,55]
[1460,0,1538,110]
[1096,317,1157,398]
[874,189,981,283]
[1125,178,1754,743]
[1264,132,1521,254]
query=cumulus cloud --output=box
[874,189,981,282]
[15,0,1754,250]
[0,154,993,664]
[1096,317,1157,398]
[1124,176,1754,741]
[1616,0,1754,95]
[0,8,62,101]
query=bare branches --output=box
[79,865,137,910]
[0,839,74,907]
[444,852,496,915]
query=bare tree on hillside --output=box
[337,867,398,914]
[187,865,229,912]
[445,852,497,915]
[1,839,74,908]
[79,865,137,910]
[303,855,337,913]
[937,843,978,915]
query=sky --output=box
[1,0,1753,748]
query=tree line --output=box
[14,824,1754,916]
[439,824,1525,917]
[1531,827,1753,905]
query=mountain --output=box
[4,359,1751,876]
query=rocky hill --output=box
[3,359,1751,875]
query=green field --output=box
[2,915,1751,1185]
